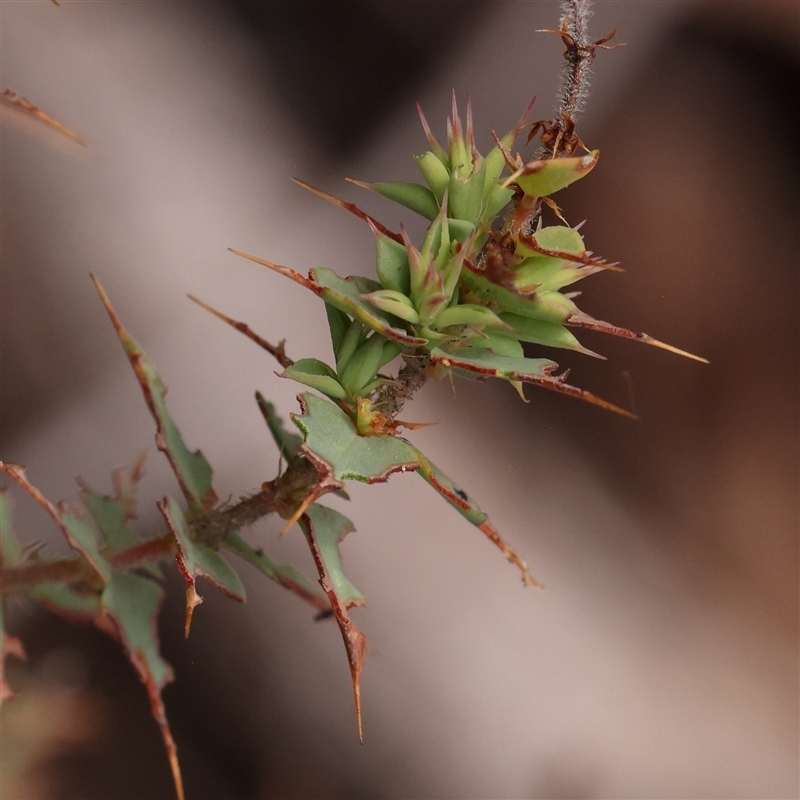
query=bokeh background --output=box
[1,2,797,798]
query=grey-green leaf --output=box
[291,393,420,484]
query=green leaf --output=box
[448,158,487,223]
[414,150,450,202]
[256,393,303,462]
[34,584,102,619]
[516,224,585,258]
[80,488,139,551]
[508,150,599,197]
[460,264,580,322]
[352,179,439,220]
[79,464,163,580]
[359,290,420,325]
[411,447,540,587]
[0,463,111,583]
[334,318,367,373]
[0,490,23,566]
[101,569,183,800]
[301,504,364,608]
[102,570,172,690]
[374,230,411,295]
[481,183,514,223]
[429,348,634,416]
[158,495,246,636]
[311,268,427,347]
[0,486,107,622]
[325,305,351,356]
[93,277,217,514]
[282,359,347,401]
[463,331,525,359]
[291,393,420,485]
[299,503,366,739]
[430,303,511,331]
[447,218,477,244]
[339,336,400,398]
[501,313,600,356]
[223,533,329,612]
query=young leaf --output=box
[500,313,603,357]
[93,277,218,514]
[291,393,420,485]
[359,290,420,325]
[339,335,400,398]
[299,503,366,739]
[158,495,246,637]
[311,268,427,347]
[325,305,351,356]
[505,150,599,197]
[414,150,450,202]
[372,226,411,295]
[281,359,348,401]
[430,304,511,331]
[348,178,439,221]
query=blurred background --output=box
[1,1,797,798]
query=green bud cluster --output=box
[263,92,700,421]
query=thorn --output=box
[187,295,293,368]
[416,102,445,159]
[355,681,364,744]
[297,178,403,243]
[279,489,319,537]
[228,248,318,291]
[184,585,203,637]
[640,335,709,363]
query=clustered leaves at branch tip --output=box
[1,3,706,798]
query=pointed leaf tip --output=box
[93,277,218,513]
[299,504,366,740]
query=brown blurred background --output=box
[1,2,797,798]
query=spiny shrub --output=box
[0,4,704,797]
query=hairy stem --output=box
[372,352,433,419]
[555,0,595,130]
